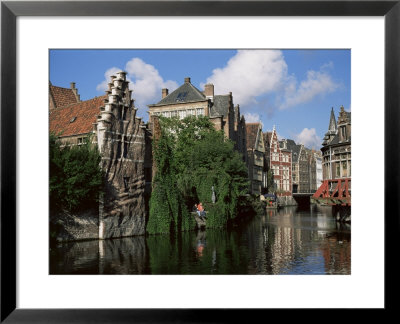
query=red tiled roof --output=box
[245,123,261,150]
[49,85,79,108]
[49,96,106,137]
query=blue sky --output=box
[50,49,350,149]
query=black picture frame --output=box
[1,0,398,322]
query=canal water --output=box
[49,205,351,275]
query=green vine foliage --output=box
[147,116,249,234]
[49,133,103,213]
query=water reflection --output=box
[50,206,350,275]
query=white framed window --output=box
[171,111,178,117]
[179,110,187,119]
[196,108,205,116]
[187,109,195,116]
[162,111,170,118]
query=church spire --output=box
[328,107,337,132]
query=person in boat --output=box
[197,202,207,220]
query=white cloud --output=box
[202,50,288,106]
[281,69,339,109]
[294,128,322,149]
[202,50,339,117]
[96,58,178,117]
[244,112,261,123]
[96,67,122,92]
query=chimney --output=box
[70,82,80,102]
[204,83,214,99]
[162,88,169,99]
[184,77,191,83]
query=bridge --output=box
[311,178,351,206]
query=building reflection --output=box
[246,206,350,274]
[50,206,350,275]
[50,236,147,274]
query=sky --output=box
[49,49,350,150]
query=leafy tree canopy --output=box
[49,133,103,212]
[148,116,249,234]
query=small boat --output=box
[191,212,207,229]
[266,201,279,209]
[263,194,280,209]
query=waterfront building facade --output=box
[321,106,351,180]
[147,77,247,159]
[49,72,147,239]
[265,127,292,196]
[280,139,300,193]
[315,151,323,190]
[281,139,321,193]
[246,123,265,195]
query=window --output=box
[123,177,130,192]
[176,92,188,102]
[187,109,195,116]
[341,126,347,140]
[342,161,347,177]
[196,108,205,116]
[171,111,178,118]
[336,163,341,178]
[123,142,128,158]
[179,110,187,119]
[162,111,170,118]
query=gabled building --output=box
[49,72,147,240]
[49,82,81,110]
[280,139,299,193]
[246,123,265,195]
[314,150,323,189]
[148,77,247,159]
[321,106,351,180]
[265,127,292,197]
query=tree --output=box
[49,133,103,212]
[147,116,249,234]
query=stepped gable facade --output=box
[321,106,351,180]
[246,123,265,195]
[266,127,292,196]
[49,72,147,240]
[148,77,247,159]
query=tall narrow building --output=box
[321,106,351,180]
[49,72,147,240]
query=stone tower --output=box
[95,71,146,239]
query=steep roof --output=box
[328,107,337,132]
[210,95,230,117]
[153,81,206,106]
[246,123,262,150]
[264,132,272,149]
[49,84,79,108]
[285,139,301,162]
[49,96,106,137]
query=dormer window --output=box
[340,126,347,140]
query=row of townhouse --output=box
[246,124,324,197]
[49,73,347,228]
